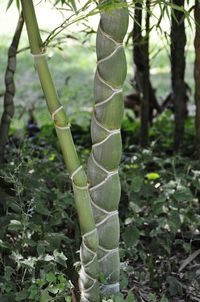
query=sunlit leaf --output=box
[146,172,160,180]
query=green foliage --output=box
[6,0,20,11]
[0,105,200,301]
[102,291,136,302]
[119,143,200,300]
[54,0,77,11]
[0,135,78,301]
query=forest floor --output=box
[0,117,200,302]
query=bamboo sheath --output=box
[87,3,129,295]
[20,1,99,301]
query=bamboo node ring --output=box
[55,123,71,130]
[70,165,83,180]
[31,52,46,58]
[52,105,64,120]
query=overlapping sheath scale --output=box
[87,4,129,295]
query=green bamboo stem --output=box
[20,1,99,301]
[87,1,129,295]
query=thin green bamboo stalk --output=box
[20,1,99,301]
[87,0,129,295]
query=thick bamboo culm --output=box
[87,2,129,295]
[20,1,99,301]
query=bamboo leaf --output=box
[6,0,21,11]
[55,0,77,13]
[6,0,14,11]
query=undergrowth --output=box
[0,112,200,301]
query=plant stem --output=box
[0,12,24,163]
[194,0,200,158]
[87,0,129,296]
[20,1,99,301]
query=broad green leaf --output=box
[53,250,68,268]
[35,201,50,215]
[37,243,45,256]
[8,220,22,231]
[120,271,128,289]
[174,186,193,202]
[0,239,8,249]
[114,293,125,302]
[28,285,38,300]
[4,266,14,281]
[125,292,136,302]
[40,289,51,302]
[98,271,107,284]
[166,276,183,296]
[8,201,21,213]
[48,286,59,294]
[152,201,165,215]
[146,172,160,180]
[15,290,28,301]
[123,226,140,248]
[42,254,54,262]
[21,257,37,269]
[160,295,169,302]
[46,272,56,283]
[0,295,15,302]
[168,211,181,233]
[131,176,143,192]
[148,293,157,301]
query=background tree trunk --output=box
[141,0,150,148]
[132,0,160,147]
[0,13,24,163]
[133,1,149,147]
[171,0,187,151]
[194,0,200,158]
